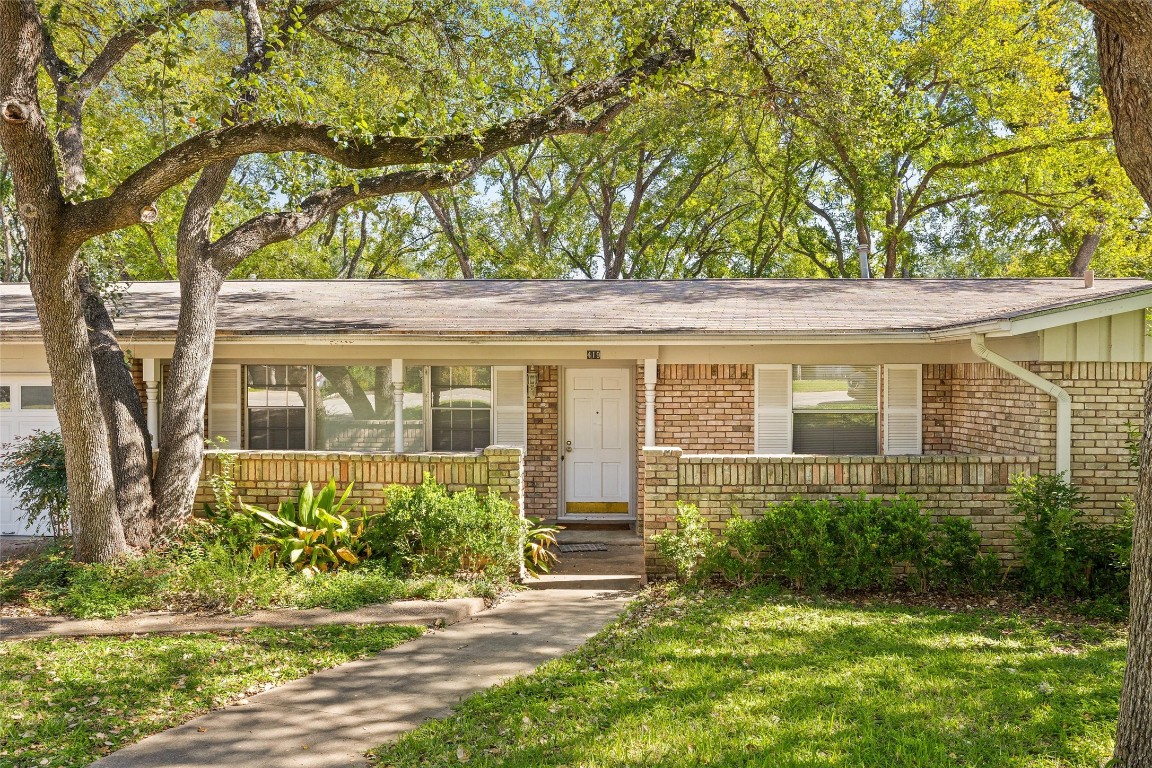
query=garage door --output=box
[0,377,60,536]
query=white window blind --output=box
[491,366,527,449]
[207,364,243,448]
[754,365,792,453]
[884,364,923,455]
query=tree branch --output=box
[65,44,693,246]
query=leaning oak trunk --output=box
[152,263,227,533]
[31,259,129,561]
[78,272,156,549]
[1115,375,1152,766]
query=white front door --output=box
[563,368,632,518]
[0,377,60,535]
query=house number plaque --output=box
[586,350,601,359]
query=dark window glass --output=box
[793,413,878,455]
[20,385,54,410]
[430,366,491,451]
[246,365,308,450]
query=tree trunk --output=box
[152,263,226,532]
[1087,6,1152,207]
[1069,226,1104,277]
[1117,374,1152,766]
[78,273,155,549]
[30,258,128,561]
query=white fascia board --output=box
[1004,292,1152,335]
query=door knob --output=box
[565,440,572,453]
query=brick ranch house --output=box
[2,278,1151,574]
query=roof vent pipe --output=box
[857,243,871,279]
[1084,269,1094,289]
[970,334,1071,479]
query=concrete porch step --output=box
[525,573,643,591]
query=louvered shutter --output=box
[755,365,792,454]
[884,364,922,455]
[207,364,243,449]
[491,366,527,449]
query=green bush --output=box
[709,515,764,587]
[692,495,1002,595]
[167,540,295,612]
[652,502,720,583]
[0,429,69,537]
[373,475,524,580]
[242,480,375,575]
[926,516,1002,594]
[1012,473,1129,600]
[755,498,836,591]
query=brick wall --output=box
[525,365,559,519]
[642,449,1040,576]
[196,446,524,517]
[923,362,1147,522]
[636,364,757,535]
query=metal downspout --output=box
[970,334,1071,479]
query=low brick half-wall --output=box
[196,446,524,517]
[642,448,1040,576]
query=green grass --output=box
[373,588,1126,768]
[0,545,498,619]
[0,624,421,767]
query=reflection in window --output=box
[430,366,491,451]
[314,365,424,452]
[20,385,54,410]
[246,365,308,449]
[792,365,878,454]
[0,386,9,410]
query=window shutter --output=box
[884,364,922,455]
[755,365,792,454]
[207,364,243,448]
[491,366,527,449]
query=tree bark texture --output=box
[78,273,155,549]
[1068,226,1103,277]
[1,0,129,562]
[1084,2,1152,207]
[1117,375,1152,766]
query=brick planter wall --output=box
[196,446,524,517]
[642,448,1040,576]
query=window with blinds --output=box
[791,365,879,454]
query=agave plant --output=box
[245,479,374,575]
[524,518,563,576]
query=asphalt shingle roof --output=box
[2,278,1150,339]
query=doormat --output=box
[559,542,609,553]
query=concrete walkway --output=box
[1,598,487,640]
[90,529,643,768]
[91,585,634,768]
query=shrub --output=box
[925,516,1002,594]
[243,480,375,575]
[753,495,1001,594]
[755,498,835,591]
[0,429,69,537]
[373,475,525,580]
[1011,473,1129,600]
[708,515,763,587]
[652,502,720,583]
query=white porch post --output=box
[644,358,657,448]
[391,358,405,453]
[142,358,159,449]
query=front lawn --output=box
[0,624,421,767]
[374,588,1126,767]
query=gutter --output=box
[970,334,1071,479]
